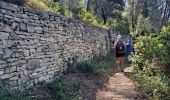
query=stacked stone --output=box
[0,1,111,88]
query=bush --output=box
[0,87,34,100]
[132,73,170,100]
[50,76,68,100]
[25,0,49,10]
[111,19,130,34]
[66,53,114,75]
[159,25,170,65]
[76,61,95,74]
[131,25,170,99]
[42,0,60,12]
[49,75,82,100]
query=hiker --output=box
[126,40,133,63]
[115,35,126,72]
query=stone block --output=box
[23,7,37,14]
[10,76,18,81]
[27,25,35,33]
[0,60,8,69]
[21,14,29,19]
[5,66,17,73]
[41,11,49,19]
[0,24,13,33]
[27,59,40,70]
[17,64,26,71]
[19,23,27,32]
[23,50,29,56]
[4,15,14,19]
[0,48,4,55]
[18,76,29,85]
[14,17,22,22]
[35,26,42,31]
[0,1,20,12]
[0,72,17,79]
[8,80,18,86]
[3,48,13,58]
[10,66,17,72]
[11,22,19,30]
[1,31,10,39]
[0,69,4,75]
[38,75,51,82]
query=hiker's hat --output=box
[117,35,122,39]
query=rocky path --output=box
[96,72,141,100]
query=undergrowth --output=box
[66,53,115,75]
[0,79,35,100]
[48,75,82,100]
[130,25,170,100]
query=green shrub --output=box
[0,79,34,100]
[0,87,34,100]
[49,75,82,100]
[76,61,95,74]
[131,25,170,99]
[112,21,130,34]
[42,0,61,12]
[159,25,170,65]
[132,73,170,100]
[50,75,68,100]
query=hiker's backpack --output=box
[116,40,125,54]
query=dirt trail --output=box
[96,72,141,100]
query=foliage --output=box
[111,20,130,34]
[0,79,34,100]
[127,0,166,35]
[159,25,170,65]
[76,61,95,74]
[42,0,61,12]
[50,75,68,100]
[0,88,34,100]
[26,0,49,10]
[131,25,170,99]
[66,53,114,75]
[41,0,109,28]
[94,0,125,24]
[132,73,170,100]
[49,75,82,100]
[136,15,155,34]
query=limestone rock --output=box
[0,48,4,55]
[0,24,13,33]
[11,22,19,30]
[27,25,35,33]
[0,60,8,69]
[0,1,20,12]
[19,23,27,32]
[27,59,40,70]
[0,69,4,75]
[3,48,13,58]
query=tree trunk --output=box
[103,18,107,24]
[86,0,91,11]
[131,0,135,32]
[161,0,168,29]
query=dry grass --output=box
[25,0,50,11]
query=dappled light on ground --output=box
[96,72,141,100]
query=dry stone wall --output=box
[0,1,114,88]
